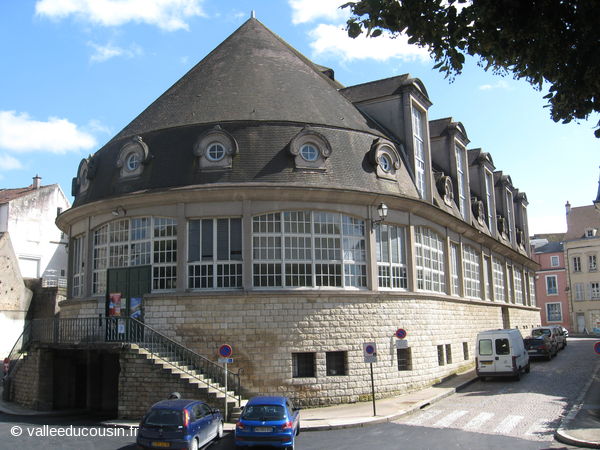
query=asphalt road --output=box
[0,337,596,450]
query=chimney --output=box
[565,201,571,216]
[32,174,41,189]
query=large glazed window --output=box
[462,245,481,299]
[412,107,427,199]
[514,269,524,304]
[414,226,445,293]
[252,211,366,288]
[71,235,85,298]
[187,218,242,289]
[92,217,177,295]
[376,224,407,289]
[492,257,506,302]
[449,242,460,296]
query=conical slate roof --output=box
[113,18,380,141]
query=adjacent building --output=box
[531,236,570,330]
[0,176,70,283]
[564,192,600,333]
[9,18,539,417]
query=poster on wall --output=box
[130,297,143,321]
[108,293,122,317]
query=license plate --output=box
[151,442,170,448]
[528,350,536,353]
[480,361,492,365]
[254,427,272,432]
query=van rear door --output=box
[478,334,513,373]
[493,336,513,373]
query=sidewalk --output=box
[555,359,600,449]
[2,366,599,448]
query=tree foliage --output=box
[343,0,600,137]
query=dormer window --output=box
[412,107,427,198]
[194,126,238,170]
[207,142,226,162]
[126,152,141,171]
[455,145,468,220]
[300,143,319,162]
[289,129,331,170]
[116,136,150,179]
[585,228,597,238]
[484,169,495,233]
[369,141,401,181]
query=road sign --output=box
[218,344,233,358]
[218,357,234,364]
[395,328,407,339]
[594,341,600,355]
[363,342,378,363]
[396,339,408,349]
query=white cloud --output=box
[309,23,430,63]
[0,154,23,171]
[88,41,143,62]
[479,80,510,91]
[289,0,349,24]
[35,0,206,31]
[0,111,97,154]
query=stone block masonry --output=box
[118,347,233,419]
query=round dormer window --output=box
[207,142,226,161]
[300,143,319,162]
[126,152,141,172]
[379,153,392,172]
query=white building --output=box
[0,175,70,284]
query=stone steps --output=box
[128,344,244,416]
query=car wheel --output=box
[546,352,552,361]
[215,421,224,440]
[514,370,521,381]
[525,362,530,374]
[190,438,199,450]
[296,421,300,435]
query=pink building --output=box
[532,240,571,331]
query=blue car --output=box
[235,396,300,449]
[136,399,223,450]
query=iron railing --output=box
[4,321,32,380]
[20,317,244,405]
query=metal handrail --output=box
[4,321,32,381]
[24,317,245,405]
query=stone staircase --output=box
[128,343,247,420]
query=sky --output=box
[0,0,598,235]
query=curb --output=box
[554,361,600,449]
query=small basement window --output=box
[437,345,445,366]
[326,351,347,376]
[397,348,412,371]
[463,342,469,360]
[445,344,452,364]
[292,352,315,378]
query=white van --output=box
[476,329,530,380]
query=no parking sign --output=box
[594,341,600,355]
[363,342,378,363]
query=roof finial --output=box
[251,10,256,19]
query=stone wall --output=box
[59,292,540,408]
[118,347,230,419]
[139,292,539,406]
[9,346,53,410]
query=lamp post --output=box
[371,203,388,229]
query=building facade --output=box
[26,18,542,414]
[532,238,570,330]
[0,176,70,283]
[564,197,600,334]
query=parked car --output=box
[136,399,223,450]
[475,329,530,380]
[550,325,568,348]
[531,326,563,351]
[235,396,300,449]
[524,335,556,360]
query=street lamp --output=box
[372,202,388,229]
